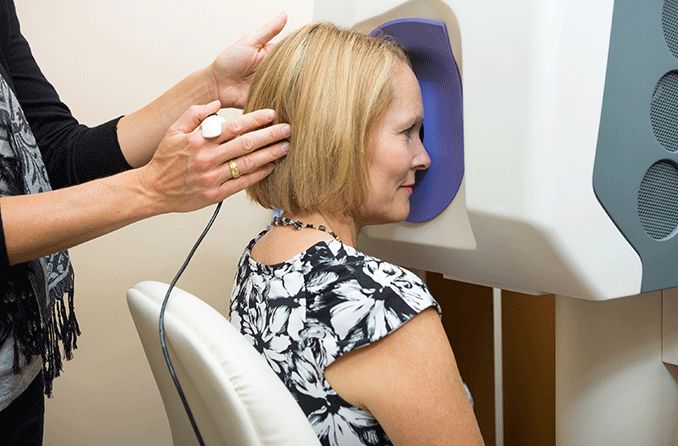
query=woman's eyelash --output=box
[403,124,423,140]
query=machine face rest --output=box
[371,18,464,223]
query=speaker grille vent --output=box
[638,161,678,240]
[650,71,678,152]
[663,0,678,58]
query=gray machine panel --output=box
[594,0,678,292]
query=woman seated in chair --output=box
[229,22,484,446]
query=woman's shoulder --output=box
[303,240,441,358]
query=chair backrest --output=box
[126,281,320,446]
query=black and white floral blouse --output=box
[229,230,442,446]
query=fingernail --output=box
[265,109,276,120]
[280,142,290,153]
[281,124,291,137]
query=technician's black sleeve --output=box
[0,0,131,188]
[0,0,133,270]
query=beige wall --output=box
[14,2,313,444]
[16,3,678,445]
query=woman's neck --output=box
[284,211,360,246]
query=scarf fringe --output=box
[4,267,80,397]
[42,268,80,396]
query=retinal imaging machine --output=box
[127,1,678,445]
[317,0,678,301]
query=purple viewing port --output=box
[370,18,464,223]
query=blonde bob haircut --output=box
[244,22,408,217]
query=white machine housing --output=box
[313,0,665,301]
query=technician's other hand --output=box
[137,100,290,213]
[210,12,287,108]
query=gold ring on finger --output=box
[228,159,241,179]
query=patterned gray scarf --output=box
[0,72,79,396]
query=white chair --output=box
[126,281,321,446]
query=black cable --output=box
[159,201,223,446]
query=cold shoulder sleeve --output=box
[305,245,441,367]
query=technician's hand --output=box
[210,12,287,108]
[137,100,290,213]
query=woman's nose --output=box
[414,138,431,171]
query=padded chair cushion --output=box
[127,281,320,446]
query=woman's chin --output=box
[365,211,410,226]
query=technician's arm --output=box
[325,308,485,445]
[4,2,287,181]
[117,13,288,167]
[0,104,289,266]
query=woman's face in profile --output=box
[358,61,430,225]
